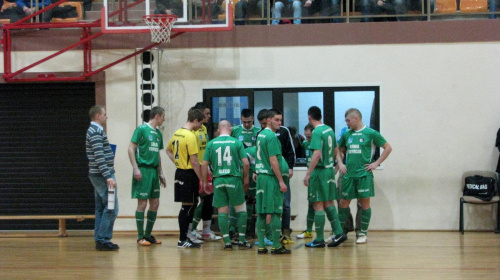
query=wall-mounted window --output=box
[204,86,380,167]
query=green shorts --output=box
[246,173,257,197]
[256,174,284,214]
[212,176,245,208]
[131,167,160,199]
[340,174,375,199]
[308,168,336,202]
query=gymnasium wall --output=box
[3,41,500,231]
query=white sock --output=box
[202,220,212,234]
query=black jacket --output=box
[257,126,296,169]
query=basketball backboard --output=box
[101,0,233,34]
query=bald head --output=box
[218,120,232,135]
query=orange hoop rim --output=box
[142,14,178,23]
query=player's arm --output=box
[128,142,142,181]
[166,145,175,163]
[269,155,287,193]
[157,153,166,188]
[365,142,392,171]
[190,154,203,181]
[303,149,321,187]
[241,157,250,192]
[335,147,347,173]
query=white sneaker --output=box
[356,234,367,244]
[202,232,222,241]
[191,230,202,239]
[189,236,204,244]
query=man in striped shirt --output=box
[86,105,119,251]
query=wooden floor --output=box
[1,231,499,279]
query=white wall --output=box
[4,42,500,231]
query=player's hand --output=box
[338,163,347,174]
[289,169,293,179]
[279,181,287,193]
[106,178,116,189]
[133,167,142,181]
[364,162,379,172]
[159,174,167,188]
[252,173,258,182]
[303,174,310,187]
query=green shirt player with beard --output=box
[255,109,290,255]
[336,108,392,245]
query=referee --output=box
[166,109,206,248]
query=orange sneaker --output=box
[137,238,151,246]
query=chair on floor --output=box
[460,170,500,234]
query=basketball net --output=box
[143,15,178,43]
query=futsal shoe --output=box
[201,232,222,241]
[305,240,325,248]
[96,241,119,251]
[235,241,253,249]
[297,231,313,239]
[328,233,348,247]
[254,237,273,246]
[271,246,292,254]
[356,234,367,244]
[137,238,151,246]
[145,235,162,245]
[257,247,269,254]
[224,243,233,251]
[178,239,201,248]
[190,230,202,239]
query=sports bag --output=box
[464,175,497,201]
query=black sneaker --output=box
[257,247,268,254]
[327,233,347,247]
[177,239,201,249]
[235,241,253,249]
[224,243,233,251]
[305,239,325,248]
[271,246,291,254]
[145,235,162,245]
[96,241,119,251]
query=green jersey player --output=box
[202,120,252,250]
[231,108,260,148]
[255,109,290,255]
[303,106,346,248]
[336,108,392,245]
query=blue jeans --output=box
[273,1,303,24]
[89,175,119,243]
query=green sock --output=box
[191,203,203,231]
[145,210,157,237]
[229,206,237,233]
[314,211,326,241]
[271,214,281,249]
[236,211,248,242]
[135,211,145,240]
[325,206,343,236]
[306,203,315,232]
[360,208,372,235]
[218,212,231,244]
[338,207,349,231]
[256,214,266,248]
[265,222,272,240]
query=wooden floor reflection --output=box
[1,231,499,279]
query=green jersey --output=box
[255,128,282,175]
[231,125,260,148]
[337,126,387,178]
[131,124,164,167]
[245,146,256,174]
[204,135,247,177]
[302,139,313,167]
[309,124,336,169]
[279,156,289,184]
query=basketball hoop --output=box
[143,14,178,43]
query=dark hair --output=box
[150,106,165,119]
[241,108,254,118]
[267,108,282,119]
[308,106,322,121]
[193,102,208,111]
[304,124,314,131]
[257,109,269,121]
[89,105,104,120]
[188,108,205,122]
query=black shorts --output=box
[174,169,199,203]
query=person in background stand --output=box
[86,106,119,251]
